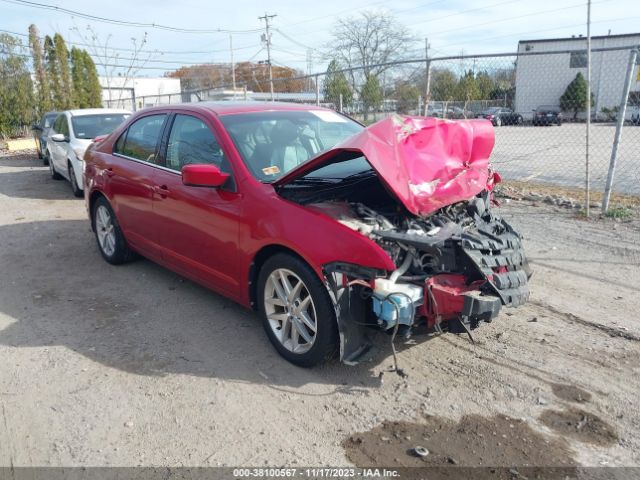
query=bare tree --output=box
[329,11,415,89]
[70,25,157,109]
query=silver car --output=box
[46,109,130,197]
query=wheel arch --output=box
[88,190,107,232]
[248,244,313,311]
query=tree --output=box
[360,74,382,121]
[28,24,50,114]
[475,71,494,100]
[329,11,413,115]
[323,60,352,110]
[44,35,63,109]
[0,34,35,138]
[455,70,481,102]
[430,69,457,101]
[393,79,420,114]
[71,47,87,107]
[53,33,73,109]
[560,72,594,120]
[82,50,103,107]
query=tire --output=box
[92,196,135,265]
[257,253,338,367]
[68,162,83,198]
[48,152,62,180]
[516,115,523,125]
[495,117,502,127]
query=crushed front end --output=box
[320,191,531,363]
[276,115,531,363]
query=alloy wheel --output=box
[95,205,116,257]
[263,268,318,354]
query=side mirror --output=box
[182,164,229,188]
[51,133,68,142]
[32,123,42,131]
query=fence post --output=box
[339,93,343,113]
[602,48,638,214]
[315,74,320,106]
[418,95,422,116]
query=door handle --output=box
[105,167,115,177]
[154,185,169,198]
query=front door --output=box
[151,113,243,298]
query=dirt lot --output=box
[1,151,639,469]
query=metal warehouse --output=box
[515,33,640,119]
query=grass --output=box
[604,206,634,219]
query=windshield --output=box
[43,113,58,129]
[537,105,559,112]
[483,107,501,114]
[219,110,363,182]
[71,114,129,140]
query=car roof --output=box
[65,108,131,117]
[137,101,333,116]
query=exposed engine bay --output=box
[280,172,531,364]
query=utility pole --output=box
[258,12,277,101]
[229,34,236,99]
[424,37,431,116]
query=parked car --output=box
[84,103,530,367]
[31,111,59,163]
[46,109,130,197]
[477,107,523,126]
[625,105,640,125]
[533,105,562,126]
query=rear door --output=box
[108,113,169,261]
[151,112,243,297]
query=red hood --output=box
[274,114,496,216]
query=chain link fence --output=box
[108,46,640,203]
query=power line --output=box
[0,28,261,55]
[1,0,263,34]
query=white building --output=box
[515,33,640,119]
[99,76,182,111]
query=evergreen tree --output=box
[44,35,62,109]
[455,70,481,101]
[53,33,73,109]
[28,24,50,114]
[0,34,35,137]
[71,47,87,107]
[323,60,352,110]
[82,50,102,107]
[360,74,382,122]
[560,72,595,120]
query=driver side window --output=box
[166,115,228,173]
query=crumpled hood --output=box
[274,114,496,216]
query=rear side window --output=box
[165,114,227,172]
[116,114,167,164]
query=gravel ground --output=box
[1,152,639,469]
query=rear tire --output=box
[257,253,338,367]
[495,117,502,127]
[92,196,135,265]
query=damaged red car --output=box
[83,103,531,367]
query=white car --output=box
[46,109,130,196]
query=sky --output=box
[1,0,639,78]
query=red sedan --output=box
[84,103,530,367]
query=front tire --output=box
[495,117,502,127]
[92,196,135,265]
[68,163,83,198]
[257,253,338,367]
[48,153,62,180]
